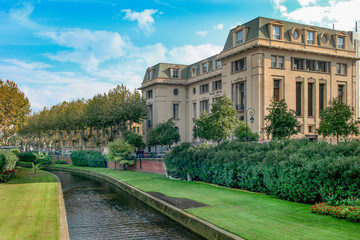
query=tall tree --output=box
[193,95,239,143]
[147,119,180,148]
[264,98,299,140]
[317,98,359,143]
[0,80,31,137]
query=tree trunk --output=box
[337,134,339,144]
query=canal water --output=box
[47,170,204,240]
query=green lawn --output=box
[0,168,60,240]
[55,165,360,240]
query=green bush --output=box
[164,139,360,204]
[55,160,68,165]
[18,152,37,162]
[70,150,106,167]
[0,150,18,183]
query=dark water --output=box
[47,170,204,240]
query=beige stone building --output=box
[140,17,359,147]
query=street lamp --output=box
[245,107,255,142]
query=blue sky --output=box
[0,0,359,111]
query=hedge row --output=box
[70,150,106,167]
[18,152,37,162]
[0,150,18,183]
[164,139,360,204]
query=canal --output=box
[47,170,204,240]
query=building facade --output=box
[140,17,359,145]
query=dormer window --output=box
[273,25,281,40]
[202,62,208,73]
[148,70,152,80]
[172,68,179,78]
[191,67,196,77]
[307,31,314,44]
[293,30,299,39]
[338,36,344,49]
[216,60,221,69]
[236,30,244,44]
[321,35,327,44]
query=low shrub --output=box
[54,160,68,165]
[18,152,37,162]
[310,202,360,223]
[164,139,360,204]
[70,150,106,167]
[0,150,18,183]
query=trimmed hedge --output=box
[18,152,37,162]
[164,139,360,204]
[0,150,18,183]
[70,150,106,167]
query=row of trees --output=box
[18,85,147,152]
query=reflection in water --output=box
[48,170,204,240]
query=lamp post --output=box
[245,107,255,141]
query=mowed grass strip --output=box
[0,168,60,240]
[56,165,360,240]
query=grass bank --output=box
[54,165,360,240]
[0,168,60,240]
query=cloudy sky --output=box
[0,0,359,111]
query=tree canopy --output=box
[147,119,180,148]
[264,98,299,140]
[193,95,239,143]
[317,98,359,143]
[234,121,259,142]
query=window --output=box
[321,35,327,44]
[271,56,276,68]
[338,36,344,49]
[200,100,209,113]
[147,105,153,127]
[193,87,196,94]
[308,125,313,133]
[292,58,330,73]
[293,30,300,39]
[191,67,196,76]
[336,63,347,75]
[146,90,153,99]
[297,125,302,133]
[319,84,325,113]
[273,80,280,101]
[232,58,246,73]
[308,83,314,117]
[172,68,179,78]
[232,82,245,111]
[212,80,222,91]
[296,82,302,116]
[193,103,197,118]
[173,104,179,119]
[202,62,208,73]
[236,30,244,44]
[199,84,209,94]
[273,25,280,40]
[216,60,221,69]
[173,89,178,96]
[271,56,284,69]
[148,70,152,80]
[338,85,344,103]
[307,31,314,44]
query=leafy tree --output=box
[193,95,239,143]
[107,140,135,170]
[147,119,180,148]
[0,79,31,137]
[234,121,259,141]
[264,98,299,140]
[317,98,359,144]
[123,131,146,149]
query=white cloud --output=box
[196,30,208,37]
[168,44,223,65]
[283,0,360,31]
[8,2,40,29]
[297,0,317,7]
[3,59,52,70]
[214,23,224,30]
[121,9,158,33]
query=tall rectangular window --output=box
[308,83,314,117]
[271,56,276,68]
[212,80,222,91]
[240,83,245,111]
[200,100,209,113]
[319,84,325,113]
[273,26,280,40]
[236,30,243,44]
[199,84,209,94]
[296,82,302,116]
[146,90,153,99]
[216,60,221,69]
[307,31,314,44]
[172,68,179,78]
[148,71,152,80]
[338,85,344,103]
[147,105,153,128]
[277,56,284,68]
[173,104,179,119]
[338,36,344,49]
[274,80,280,101]
[193,103,197,118]
[202,63,208,73]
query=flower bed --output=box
[310,202,360,223]
[0,169,15,183]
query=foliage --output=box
[234,121,259,141]
[10,148,21,156]
[0,150,17,182]
[70,150,106,167]
[54,160,68,164]
[33,152,53,166]
[32,162,41,174]
[18,152,37,162]
[108,140,135,170]
[194,95,239,142]
[164,139,360,204]
[123,131,146,149]
[264,98,299,140]
[318,98,359,143]
[310,202,360,223]
[0,79,31,135]
[147,119,180,147]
